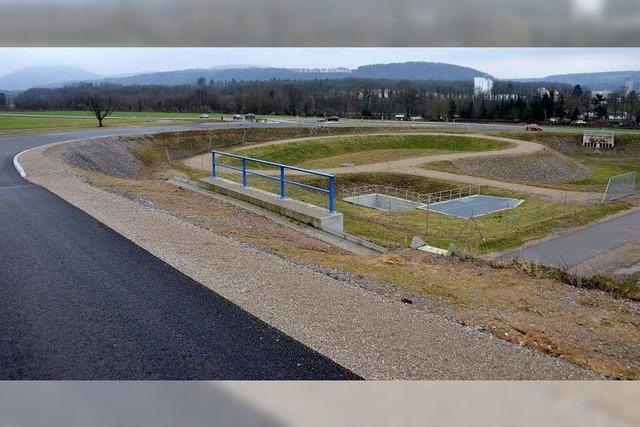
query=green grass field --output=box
[0,113,201,135]
[0,115,176,134]
[0,110,324,136]
[1,110,223,119]
[235,134,513,168]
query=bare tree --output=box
[86,89,113,127]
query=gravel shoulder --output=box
[16,138,599,380]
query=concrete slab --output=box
[198,176,344,234]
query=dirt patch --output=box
[440,150,591,184]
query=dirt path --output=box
[185,133,600,203]
[233,131,540,154]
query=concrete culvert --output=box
[343,193,420,212]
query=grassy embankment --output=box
[234,134,513,168]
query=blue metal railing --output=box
[211,151,336,213]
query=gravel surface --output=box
[64,136,147,179]
[16,138,602,379]
[449,151,591,184]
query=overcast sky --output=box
[1,48,638,79]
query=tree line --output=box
[11,78,640,126]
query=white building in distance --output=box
[474,77,494,97]
[625,78,634,96]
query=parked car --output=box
[326,116,340,122]
[572,119,587,125]
[232,114,243,120]
[409,116,423,121]
[525,123,543,131]
[245,113,256,121]
[199,114,210,120]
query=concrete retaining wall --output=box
[198,176,344,234]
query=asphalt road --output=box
[503,209,640,269]
[0,122,358,379]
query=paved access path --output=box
[502,208,640,269]
[0,122,357,379]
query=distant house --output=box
[583,131,615,149]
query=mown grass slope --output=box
[238,134,513,168]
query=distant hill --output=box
[516,70,639,91]
[104,67,348,86]
[352,62,490,80]
[3,61,635,92]
[0,65,100,90]
[102,62,491,86]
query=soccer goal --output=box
[602,171,637,202]
[583,131,615,149]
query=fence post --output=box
[242,158,248,187]
[211,152,217,178]
[279,166,286,199]
[328,176,335,213]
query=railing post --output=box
[211,152,217,178]
[279,166,286,199]
[328,176,335,213]
[242,158,248,187]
